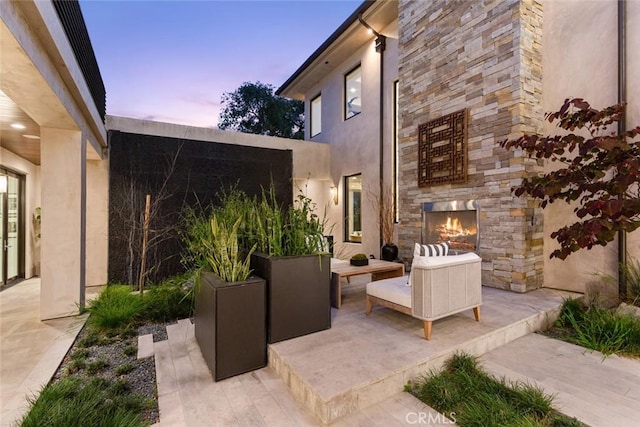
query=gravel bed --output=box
[138,321,171,342]
[51,321,174,425]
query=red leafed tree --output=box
[500,98,640,260]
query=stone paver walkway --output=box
[481,333,640,427]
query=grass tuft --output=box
[142,273,193,322]
[115,362,134,376]
[70,348,90,361]
[408,352,581,427]
[123,344,137,357]
[553,298,640,357]
[86,358,109,375]
[87,285,146,330]
[20,376,146,427]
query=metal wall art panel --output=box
[418,109,468,186]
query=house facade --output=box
[278,0,640,294]
[1,0,109,319]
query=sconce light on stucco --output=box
[330,186,338,205]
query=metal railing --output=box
[52,0,106,122]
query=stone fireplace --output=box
[397,0,545,293]
[422,200,478,253]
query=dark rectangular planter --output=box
[251,252,331,343]
[194,271,266,381]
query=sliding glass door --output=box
[1,169,24,287]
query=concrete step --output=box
[267,286,574,424]
[153,318,451,426]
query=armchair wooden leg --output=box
[365,296,372,315]
[473,306,480,322]
[423,320,432,340]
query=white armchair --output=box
[365,252,482,340]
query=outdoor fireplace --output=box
[422,200,478,252]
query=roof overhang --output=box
[276,0,397,100]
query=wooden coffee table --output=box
[330,258,405,308]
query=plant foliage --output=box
[87,285,147,330]
[500,98,640,259]
[205,216,256,282]
[182,185,329,275]
[218,81,304,139]
[20,377,146,427]
[553,298,640,357]
[248,187,326,256]
[408,352,581,427]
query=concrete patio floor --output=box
[149,276,583,425]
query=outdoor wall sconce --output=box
[358,14,386,53]
[330,186,338,205]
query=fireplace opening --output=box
[422,200,478,253]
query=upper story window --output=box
[344,65,361,120]
[310,94,322,137]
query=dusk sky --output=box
[80,0,362,128]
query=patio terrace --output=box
[151,275,578,425]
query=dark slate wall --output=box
[108,130,293,285]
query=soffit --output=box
[0,89,41,165]
[279,0,398,100]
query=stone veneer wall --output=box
[397,0,544,292]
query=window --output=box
[345,174,362,243]
[393,80,399,222]
[310,94,322,137]
[344,65,361,120]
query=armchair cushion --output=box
[366,276,411,309]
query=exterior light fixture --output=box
[358,14,386,53]
[330,186,338,205]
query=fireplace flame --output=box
[440,216,475,237]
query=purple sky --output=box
[80,0,361,128]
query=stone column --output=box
[40,128,86,320]
[85,157,109,288]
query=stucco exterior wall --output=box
[305,20,400,259]
[542,0,639,293]
[626,0,640,262]
[1,147,39,278]
[397,0,544,292]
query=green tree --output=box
[500,98,640,260]
[218,81,304,139]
